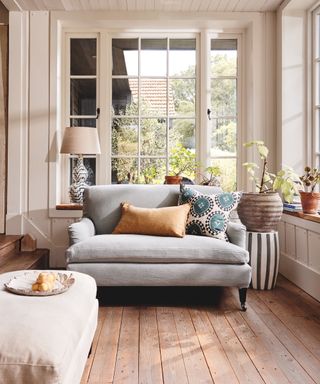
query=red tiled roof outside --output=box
[128,78,176,116]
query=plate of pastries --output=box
[4,271,75,296]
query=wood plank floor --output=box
[81,276,320,384]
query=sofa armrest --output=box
[68,217,96,245]
[227,221,246,249]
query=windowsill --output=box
[56,204,83,211]
[48,205,83,218]
[283,211,320,224]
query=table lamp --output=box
[60,127,101,204]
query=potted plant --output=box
[299,166,320,214]
[238,140,301,232]
[200,165,222,186]
[165,144,198,184]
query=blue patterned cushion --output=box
[179,185,241,241]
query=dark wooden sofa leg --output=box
[239,288,247,311]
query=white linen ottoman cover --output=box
[0,270,98,384]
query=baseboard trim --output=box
[280,252,320,301]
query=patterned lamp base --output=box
[69,155,88,204]
[247,231,280,290]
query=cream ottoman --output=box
[0,270,98,384]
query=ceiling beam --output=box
[1,0,23,11]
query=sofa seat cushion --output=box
[66,234,249,265]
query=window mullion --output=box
[138,37,141,180]
[199,30,211,173]
[166,37,169,175]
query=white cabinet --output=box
[295,226,308,265]
[308,231,320,273]
[285,223,296,258]
[279,213,320,301]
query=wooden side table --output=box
[246,231,279,290]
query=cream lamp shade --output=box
[60,127,101,155]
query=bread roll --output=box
[33,272,57,291]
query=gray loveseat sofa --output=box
[66,184,251,310]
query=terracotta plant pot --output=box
[165,175,182,184]
[237,192,283,232]
[299,191,320,214]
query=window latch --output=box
[207,108,211,121]
[96,108,100,120]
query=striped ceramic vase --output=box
[246,231,280,290]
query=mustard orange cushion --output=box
[112,203,191,238]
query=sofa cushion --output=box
[66,234,249,265]
[113,203,190,237]
[179,185,241,241]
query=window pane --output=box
[210,158,237,192]
[169,39,196,76]
[70,118,96,127]
[112,79,138,116]
[169,118,195,150]
[70,79,96,115]
[317,62,320,105]
[317,109,320,152]
[71,38,96,76]
[317,15,320,59]
[170,79,195,116]
[140,158,166,184]
[111,158,138,184]
[211,79,236,117]
[70,157,96,186]
[211,118,236,156]
[141,118,166,156]
[112,38,138,76]
[112,118,138,155]
[141,39,167,76]
[140,79,167,116]
[211,39,237,77]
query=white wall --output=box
[6,10,277,266]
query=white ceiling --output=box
[1,0,285,12]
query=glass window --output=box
[62,33,242,197]
[314,10,320,169]
[66,37,98,192]
[210,39,238,191]
[71,38,96,76]
[111,37,196,184]
[112,38,138,76]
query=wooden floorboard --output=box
[139,307,163,384]
[82,276,320,384]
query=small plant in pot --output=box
[238,141,301,232]
[299,167,320,214]
[165,144,198,184]
[200,165,222,187]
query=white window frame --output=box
[109,33,198,184]
[61,32,100,203]
[313,6,320,168]
[207,33,242,190]
[60,29,243,201]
